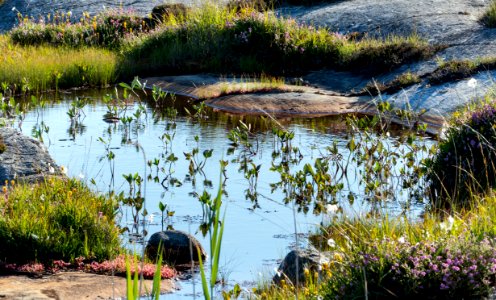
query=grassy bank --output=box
[1,3,439,92]
[0,36,118,93]
[0,177,121,264]
[122,5,437,76]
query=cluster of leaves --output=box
[427,100,496,209]
[0,177,121,264]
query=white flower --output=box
[327,238,336,248]
[397,236,406,244]
[440,216,454,232]
[48,163,55,174]
[326,204,339,214]
[60,165,68,175]
[467,78,478,88]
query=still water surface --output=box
[17,88,433,298]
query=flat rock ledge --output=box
[145,74,444,134]
[0,272,175,300]
[0,127,60,183]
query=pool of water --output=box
[15,88,434,298]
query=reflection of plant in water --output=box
[184,135,213,187]
[122,173,145,241]
[346,103,430,211]
[66,97,87,140]
[158,201,175,231]
[98,134,116,193]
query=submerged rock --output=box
[0,127,60,182]
[273,248,330,286]
[146,230,207,266]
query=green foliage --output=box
[198,166,227,300]
[10,10,148,49]
[427,100,496,209]
[481,0,496,28]
[0,36,117,92]
[122,3,436,76]
[0,177,121,263]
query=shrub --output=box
[0,177,121,264]
[322,236,496,299]
[10,10,148,48]
[427,101,496,209]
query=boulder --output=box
[0,127,60,182]
[146,230,206,266]
[273,248,330,286]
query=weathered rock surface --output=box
[273,248,330,286]
[146,230,207,266]
[0,272,175,300]
[0,127,59,182]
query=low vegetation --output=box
[0,3,439,92]
[0,35,117,93]
[427,98,496,209]
[481,0,496,28]
[0,177,121,264]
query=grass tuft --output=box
[481,0,496,28]
[0,177,121,264]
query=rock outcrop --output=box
[146,230,207,266]
[0,127,59,182]
[273,248,330,286]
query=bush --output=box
[10,10,148,49]
[0,177,121,264]
[322,236,496,299]
[427,101,496,209]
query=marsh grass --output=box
[0,36,118,92]
[0,177,121,264]
[481,0,496,28]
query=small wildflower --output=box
[60,165,67,175]
[467,78,478,88]
[327,238,336,248]
[398,236,406,244]
[2,186,7,193]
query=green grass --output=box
[1,3,439,92]
[0,36,118,93]
[481,0,496,28]
[0,177,121,264]
[122,4,437,77]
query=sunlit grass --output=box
[0,177,121,263]
[482,0,496,28]
[0,36,118,92]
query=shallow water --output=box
[16,88,433,298]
